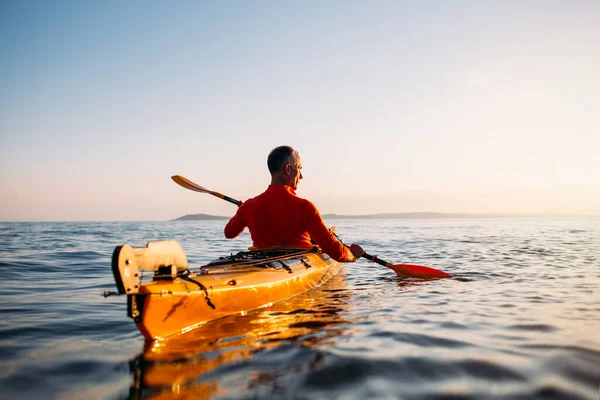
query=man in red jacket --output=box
[224,145,364,262]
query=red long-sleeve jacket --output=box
[224,185,352,262]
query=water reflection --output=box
[127,272,355,399]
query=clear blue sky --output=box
[1,1,599,221]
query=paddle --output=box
[358,252,451,278]
[172,175,452,279]
[329,230,451,278]
[172,175,242,206]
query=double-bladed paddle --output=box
[171,175,452,279]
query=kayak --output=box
[111,240,343,340]
[128,271,350,397]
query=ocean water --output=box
[0,219,598,399]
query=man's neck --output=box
[270,175,288,186]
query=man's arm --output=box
[224,205,247,238]
[304,204,359,262]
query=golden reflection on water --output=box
[128,271,356,399]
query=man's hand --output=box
[349,243,365,261]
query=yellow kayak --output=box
[111,240,342,340]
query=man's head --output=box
[267,145,303,190]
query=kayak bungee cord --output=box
[200,248,318,271]
[140,248,318,282]
[179,275,215,309]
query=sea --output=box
[0,219,598,400]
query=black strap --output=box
[180,275,216,309]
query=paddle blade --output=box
[171,175,209,193]
[389,263,452,279]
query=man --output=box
[224,146,364,262]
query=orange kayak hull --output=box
[128,251,342,340]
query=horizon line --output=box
[3,211,599,223]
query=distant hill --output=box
[173,211,563,221]
[173,213,229,221]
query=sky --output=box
[1,1,599,221]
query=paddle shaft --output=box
[220,194,242,207]
[341,238,405,270]
[344,240,451,278]
[362,252,390,268]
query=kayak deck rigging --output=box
[109,240,342,340]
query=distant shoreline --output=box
[172,212,589,221]
[173,214,230,221]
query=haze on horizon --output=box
[1,2,599,222]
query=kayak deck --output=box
[111,241,342,340]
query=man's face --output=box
[287,153,303,190]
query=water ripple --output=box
[0,219,599,399]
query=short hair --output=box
[267,146,296,174]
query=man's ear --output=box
[283,163,292,175]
